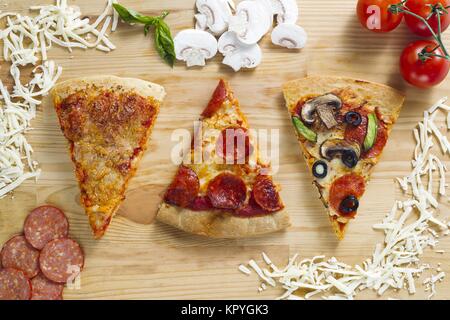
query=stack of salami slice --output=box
[0,206,84,300]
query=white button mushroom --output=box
[228,0,273,45]
[226,0,236,11]
[174,29,218,67]
[271,23,307,49]
[196,0,234,36]
[271,0,299,24]
[218,31,262,71]
[195,13,208,30]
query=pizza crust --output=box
[51,75,166,102]
[157,203,291,238]
[283,76,405,123]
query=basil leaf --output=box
[154,19,176,67]
[113,3,155,24]
[113,4,175,67]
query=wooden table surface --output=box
[0,0,449,300]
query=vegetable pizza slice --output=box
[283,76,404,240]
[157,79,290,238]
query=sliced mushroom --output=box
[218,31,262,71]
[301,93,342,126]
[218,31,240,55]
[271,23,307,49]
[259,0,275,15]
[320,139,361,168]
[228,0,273,45]
[196,0,234,36]
[271,0,299,24]
[227,0,236,11]
[174,29,218,67]
[316,105,338,129]
[195,13,208,30]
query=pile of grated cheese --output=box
[0,0,118,199]
[239,98,450,300]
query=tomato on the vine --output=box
[400,40,450,88]
[404,0,450,37]
[357,0,404,33]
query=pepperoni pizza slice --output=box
[283,76,404,240]
[51,76,165,239]
[157,79,290,238]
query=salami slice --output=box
[344,108,369,146]
[216,127,253,164]
[329,174,366,217]
[188,196,213,211]
[164,166,200,208]
[201,79,228,118]
[31,273,64,300]
[39,238,84,284]
[24,205,69,250]
[207,173,247,210]
[0,268,31,300]
[252,175,284,212]
[235,193,269,217]
[1,235,40,278]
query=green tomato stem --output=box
[391,2,450,59]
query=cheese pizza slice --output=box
[52,76,165,239]
[283,76,404,240]
[157,79,290,238]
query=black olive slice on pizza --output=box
[283,76,404,240]
[157,79,290,238]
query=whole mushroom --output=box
[174,29,218,67]
[271,23,308,49]
[218,31,262,71]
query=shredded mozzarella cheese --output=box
[0,0,117,198]
[240,98,450,299]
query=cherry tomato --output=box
[400,40,450,88]
[357,0,404,33]
[404,0,450,37]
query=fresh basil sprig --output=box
[113,3,176,67]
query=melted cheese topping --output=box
[0,0,116,198]
[240,97,450,300]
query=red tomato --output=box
[357,0,404,33]
[404,0,450,37]
[400,40,450,88]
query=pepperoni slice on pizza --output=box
[283,76,404,240]
[51,76,165,239]
[157,80,290,238]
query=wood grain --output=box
[0,0,449,300]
